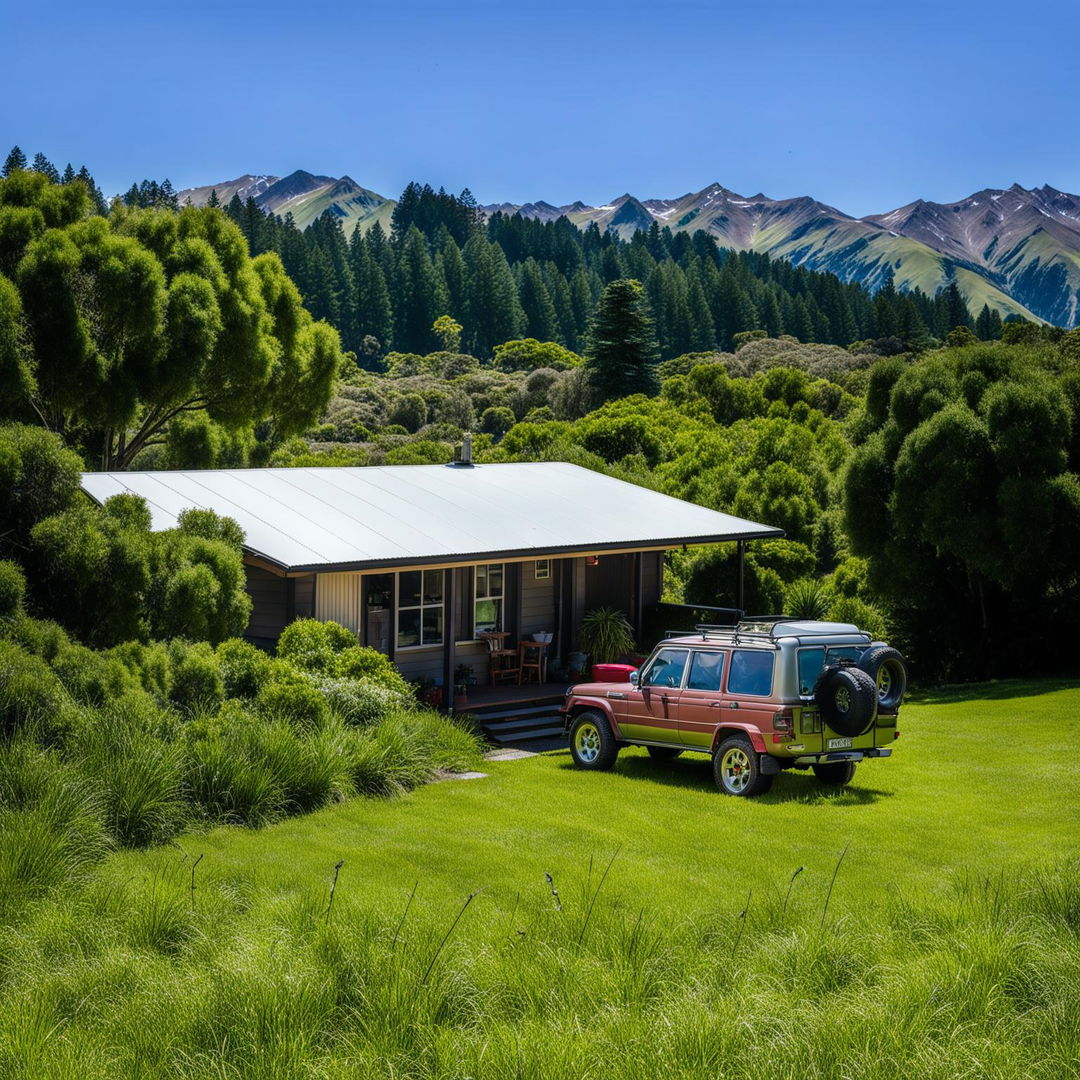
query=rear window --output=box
[686,651,725,692]
[797,646,864,695]
[728,650,775,697]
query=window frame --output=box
[726,648,776,698]
[473,562,505,637]
[395,568,446,650]
[640,647,691,690]
[534,558,550,580]
[685,649,727,693]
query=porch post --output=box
[633,552,644,636]
[736,540,746,615]
[443,568,457,713]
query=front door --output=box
[620,646,688,743]
[677,649,729,748]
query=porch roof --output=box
[80,462,783,573]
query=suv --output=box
[561,620,908,796]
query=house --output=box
[80,460,783,691]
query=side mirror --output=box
[628,670,640,687]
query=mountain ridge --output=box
[176,173,1080,327]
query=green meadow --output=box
[2,680,1079,1079]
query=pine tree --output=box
[61,162,76,184]
[940,281,973,330]
[395,225,445,353]
[437,230,468,321]
[974,304,1003,341]
[207,188,220,208]
[3,146,27,176]
[464,234,525,356]
[517,257,560,342]
[585,278,661,401]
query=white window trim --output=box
[534,558,550,580]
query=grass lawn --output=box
[3,679,1079,1079]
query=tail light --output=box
[773,708,794,733]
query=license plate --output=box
[828,737,853,749]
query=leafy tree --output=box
[492,338,582,371]
[2,175,342,468]
[433,314,462,351]
[585,278,660,401]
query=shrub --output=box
[784,578,833,620]
[0,639,67,738]
[5,616,70,661]
[829,594,889,641]
[108,640,172,699]
[256,677,331,731]
[0,559,26,618]
[255,718,352,813]
[335,646,412,696]
[217,638,272,699]
[480,406,517,435]
[185,719,284,827]
[168,641,224,712]
[51,643,141,706]
[277,619,357,673]
[311,674,410,727]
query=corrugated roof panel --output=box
[80,462,783,570]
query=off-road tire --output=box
[647,746,683,761]
[858,644,908,711]
[713,735,773,797]
[812,761,857,786]
[569,710,619,771]
[813,665,878,738]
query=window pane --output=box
[423,570,443,603]
[422,606,443,645]
[797,648,825,695]
[642,648,689,688]
[475,598,501,634]
[728,650,775,697]
[488,564,503,595]
[687,651,725,692]
[475,564,487,598]
[397,609,421,648]
[399,571,422,607]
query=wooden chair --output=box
[518,640,547,685]
[478,632,520,685]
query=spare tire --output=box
[858,645,908,711]
[813,665,878,737]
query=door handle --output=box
[727,702,739,710]
[709,701,722,708]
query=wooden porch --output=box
[452,681,572,746]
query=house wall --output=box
[315,571,361,633]
[245,565,288,642]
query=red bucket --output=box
[591,663,637,683]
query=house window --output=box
[474,563,504,634]
[534,559,550,580]
[397,569,444,648]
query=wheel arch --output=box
[710,724,768,754]
[566,698,622,737]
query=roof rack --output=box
[664,617,871,646]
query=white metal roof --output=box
[80,462,783,572]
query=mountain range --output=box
[177,172,1080,327]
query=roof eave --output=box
[269,530,786,575]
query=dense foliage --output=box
[0,169,343,469]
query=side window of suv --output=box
[728,649,775,697]
[686,651,725,692]
[641,648,689,688]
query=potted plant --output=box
[580,607,636,677]
[454,663,476,708]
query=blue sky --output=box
[3,0,1078,216]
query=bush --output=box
[0,559,26,618]
[4,616,70,661]
[256,676,331,731]
[217,638,272,699]
[784,579,833,620]
[335,646,412,696]
[108,640,172,699]
[51,644,141,707]
[277,619,357,673]
[310,675,410,727]
[829,594,889,641]
[168,641,224,712]
[0,639,67,738]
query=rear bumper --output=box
[790,747,892,765]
